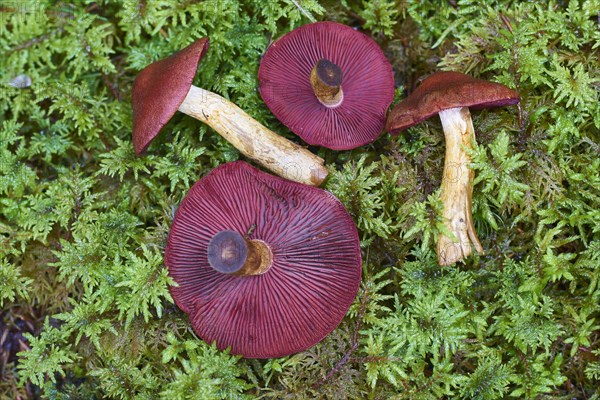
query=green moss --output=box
[1,0,599,398]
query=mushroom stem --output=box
[207,230,273,276]
[178,86,328,186]
[436,107,484,266]
[310,58,344,108]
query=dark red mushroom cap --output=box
[132,38,209,154]
[165,161,362,358]
[386,71,520,135]
[258,22,394,150]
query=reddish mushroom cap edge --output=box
[132,38,210,154]
[386,71,520,135]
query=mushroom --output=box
[386,71,520,266]
[132,38,328,186]
[258,21,395,150]
[165,161,362,358]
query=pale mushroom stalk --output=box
[179,87,328,186]
[436,107,483,266]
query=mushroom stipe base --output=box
[310,58,344,108]
[207,230,273,276]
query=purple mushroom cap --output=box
[165,161,362,358]
[258,22,395,150]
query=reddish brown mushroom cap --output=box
[165,161,361,358]
[386,71,520,135]
[132,38,210,154]
[258,22,394,150]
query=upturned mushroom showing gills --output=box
[132,38,328,186]
[386,71,519,266]
[258,21,394,150]
[165,161,361,358]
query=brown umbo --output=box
[386,71,520,266]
